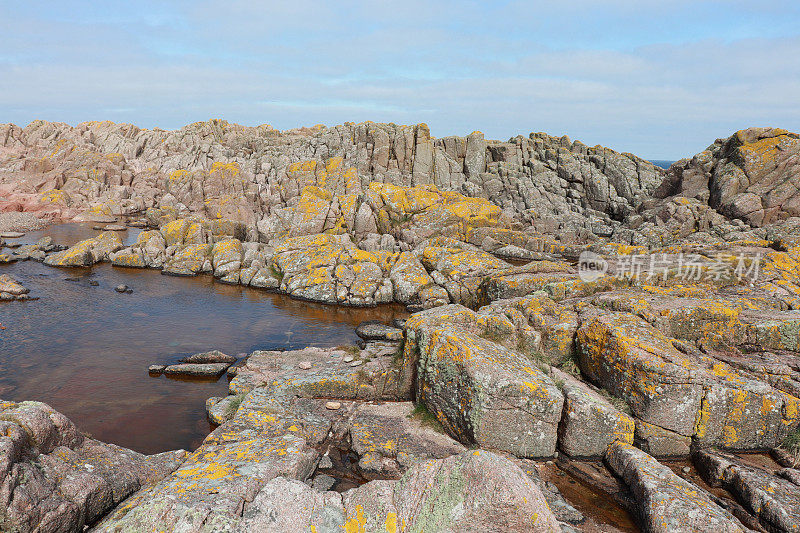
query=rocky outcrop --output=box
[8,123,800,531]
[0,120,665,241]
[341,450,560,532]
[43,231,122,267]
[661,128,800,228]
[0,400,185,532]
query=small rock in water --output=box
[148,364,166,374]
[64,277,80,282]
[325,401,341,410]
[89,280,99,286]
[163,363,230,377]
[0,232,25,238]
[92,225,103,230]
[298,361,312,370]
[104,224,126,231]
[181,350,236,364]
[115,284,128,293]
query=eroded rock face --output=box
[663,128,800,227]
[0,400,185,532]
[0,120,664,241]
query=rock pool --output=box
[0,224,405,453]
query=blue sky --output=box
[1,1,799,159]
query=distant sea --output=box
[649,160,675,170]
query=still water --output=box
[0,224,405,454]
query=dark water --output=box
[649,160,675,170]
[0,224,406,454]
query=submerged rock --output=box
[180,349,236,364]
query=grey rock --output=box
[162,363,230,377]
[606,442,748,533]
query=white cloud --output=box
[0,1,799,159]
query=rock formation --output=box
[3,121,800,532]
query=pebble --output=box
[89,280,99,286]
[349,360,364,367]
[298,361,312,370]
[148,364,166,374]
[325,401,342,410]
[318,455,334,469]
[681,466,691,474]
[115,284,129,293]
[343,356,354,363]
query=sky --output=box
[1,1,799,160]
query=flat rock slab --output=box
[228,345,409,401]
[347,401,466,479]
[606,442,748,533]
[163,362,230,377]
[0,231,25,238]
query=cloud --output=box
[0,1,799,159]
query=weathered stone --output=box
[553,368,634,458]
[695,449,800,532]
[577,309,800,450]
[606,442,748,533]
[0,400,185,533]
[347,401,465,478]
[342,450,560,532]
[162,362,230,377]
[407,308,564,458]
[44,231,123,267]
